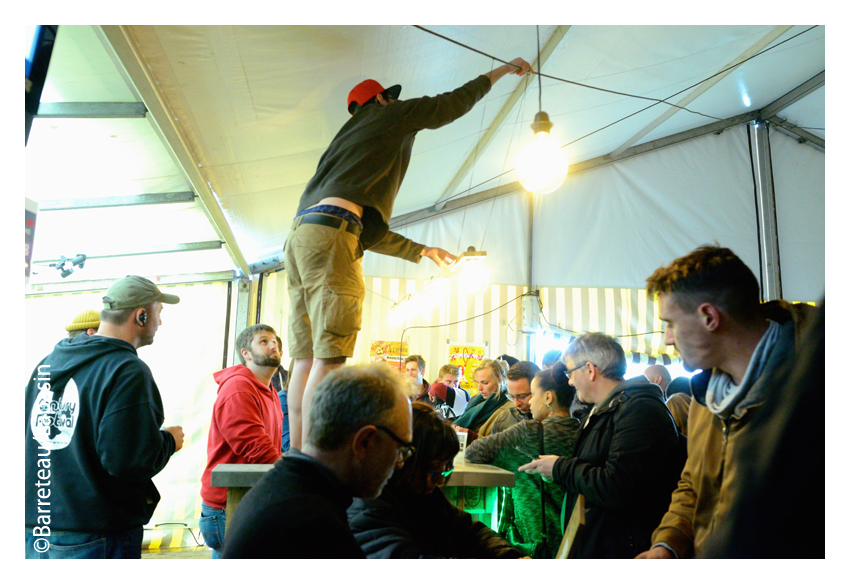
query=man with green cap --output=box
[24,275,184,559]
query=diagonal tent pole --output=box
[433,26,572,211]
[608,25,793,159]
[96,25,252,276]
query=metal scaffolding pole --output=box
[749,120,783,301]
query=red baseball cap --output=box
[347,79,401,114]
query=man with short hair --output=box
[404,354,429,402]
[222,363,413,558]
[65,309,100,338]
[519,332,682,558]
[284,56,533,451]
[199,324,283,558]
[428,364,470,418]
[477,360,539,437]
[644,364,672,394]
[636,245,815,559]
[25,275,183,559]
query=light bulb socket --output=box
[531,111,553,134]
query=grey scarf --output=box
[706,320,781,419]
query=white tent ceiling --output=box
[24,24,825,292]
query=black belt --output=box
[294,213,361,237]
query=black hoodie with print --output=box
[25,334,176,532]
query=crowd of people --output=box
[24,59,823,560]
[24,244,824,559]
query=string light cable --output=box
[414,25,819,124]
[537,297,662,339]
[415,24,821,205]
[398,292,534,350]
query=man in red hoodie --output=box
[199,324,283,558]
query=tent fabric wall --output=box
[769,128,826,302]
[25,281,231,549]
[533,124,760,289]
[362,190,531,287]
[538,286,672,359]
[357,276,528,373]
[260,272,679,381]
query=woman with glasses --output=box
[451,358,510,441]
[464,362,580,558]
[347,402,524,558]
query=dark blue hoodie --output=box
[25,334,176,533]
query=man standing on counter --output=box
[284,56,533,450]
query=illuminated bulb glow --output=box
[517,131,569,195]
[389,250,491,325]
[420,278,451,308]
[458,262,490,296]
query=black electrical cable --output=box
[429,25,821,205]
[538,305,661,338]
[415,25,719,122]
[399,292,531,346]
[414,25,819,124]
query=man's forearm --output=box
[485,58,532,85]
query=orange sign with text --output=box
[370,341,409,371]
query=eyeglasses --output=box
[564,363,588,380]
[507,392,532,402]
[375,425,416,461]
[428,462,454,481]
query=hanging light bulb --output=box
[516,26,568,195]
[516,111,569,194]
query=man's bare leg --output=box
[289,356,346,449]
[300,356,346,446]
[287,357,314,451]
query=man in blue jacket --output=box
[24,275,184,559]
[284,57,533,451]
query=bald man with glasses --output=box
[223,363,413,559]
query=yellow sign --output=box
[448,344,487,395]
[370,341,409,371]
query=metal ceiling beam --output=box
[391,181,524,231]
[766,117,824,151]
[759,70,824,120]
[609,25,793,158]
[35,102,147,118]
[248,252,285,275]
[39,191,196,210]
[757,70,825,151]
[96,25,251,276]
[32,240,222,264]
[26,270,238,297]
[433,26,572,211]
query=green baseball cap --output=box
[102,275,180,310]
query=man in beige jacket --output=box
[636,246,814,559]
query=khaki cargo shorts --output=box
[284,217,365,359]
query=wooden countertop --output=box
[211,460,515,489]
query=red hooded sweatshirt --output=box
[200,365,283,508]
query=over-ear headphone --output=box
[137,310,147,327]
